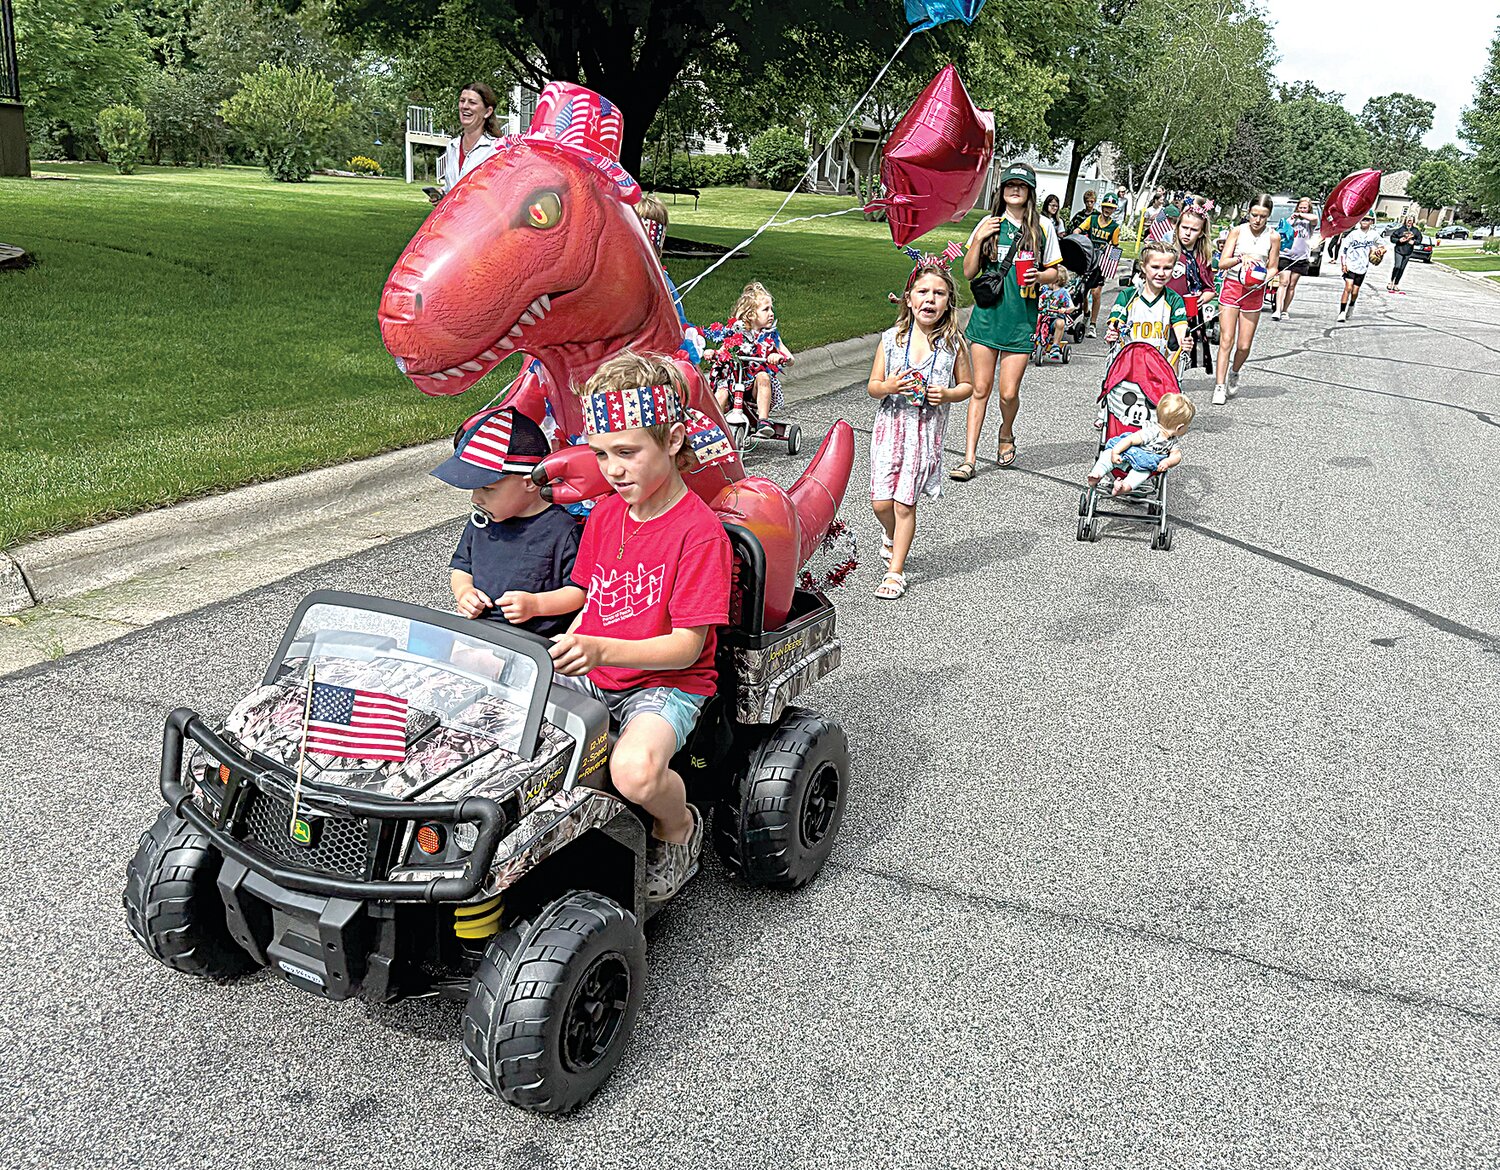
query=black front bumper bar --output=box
[161,707,505,903]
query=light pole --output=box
[0,0,29,177]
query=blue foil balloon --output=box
[905,0,987,30]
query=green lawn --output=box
[1437,253,1500,272]
[1,167,968,548]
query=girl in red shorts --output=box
[1212,193,1281,406]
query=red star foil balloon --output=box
[871,65,994,248]
[1320,169,1382,239]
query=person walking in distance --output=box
[1272,196,1317,320]
[951,161,1065,479]
[1387,216,1422,295]
[1211,194,1281,406]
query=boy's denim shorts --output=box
[555,676,708,753]
[1105,434,1164,473]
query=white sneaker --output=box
[1212,386,1227,405]
[1271,311,1281,321]
[1337,309,1347,322]
[1227,369,1240,397]
[1087,324,1098,339]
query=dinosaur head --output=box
[379,82,682,414]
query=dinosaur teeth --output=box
[519,311,535,326]
[508,325,523,338]
[538,293,551,312]
[460,361,483,372]
[497,337,515,351]
[479,349,499,361]
[428,371,449,382]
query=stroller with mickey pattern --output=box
[1076,341,1178,551]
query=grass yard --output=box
[1436,253,1500,273]
[1,167,968,548]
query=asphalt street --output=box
[4,260,1497,1168]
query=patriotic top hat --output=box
[497,81,641,204]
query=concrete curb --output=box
[6,442,450,616]
[1435,260,1500,292]
[4,321,924,617]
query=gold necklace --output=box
[616,486,683,559]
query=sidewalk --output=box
[0,328,889,675]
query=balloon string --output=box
[764,207,866,227]
[674,25,920,301]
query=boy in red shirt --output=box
[525,351,734,902]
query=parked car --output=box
[1437,225,1469,239]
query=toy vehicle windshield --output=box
[266,593,554,758]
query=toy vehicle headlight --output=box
[452,821,480,853]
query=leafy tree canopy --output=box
[1360,91,1435,173]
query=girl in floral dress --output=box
[865,259,973,600]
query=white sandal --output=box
[875,571,907,600]
[880,534,894,563]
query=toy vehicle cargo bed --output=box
[728,588,840,724]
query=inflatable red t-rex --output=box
[378,82,851,629]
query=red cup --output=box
[1185,294,1199,317]
[1013,251,1035,288]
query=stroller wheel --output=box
[1076,517,1092,542]
[1151,527,1174,552]
[785,424,801,456]
[1077,491,1089,517]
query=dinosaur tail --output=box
[788,420,855,566]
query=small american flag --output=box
[1099,245,1122,280]
[1147,215,1173,243]
[305,682,408,762]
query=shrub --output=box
[1484,236,1500,254]
[748,127,809,191]
[348,155,383,176]
[142,71,227,166]
[96,105,149,174]
[696,153,750,187]
[219,64,352,182]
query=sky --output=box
[1259,0,1497,149]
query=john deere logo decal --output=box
[289,817,313,845]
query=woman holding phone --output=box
[429,82,502,204]
[950,161,1063,480]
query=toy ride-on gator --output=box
[123,520,849,1114]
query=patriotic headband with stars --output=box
[900,241,965,290]
[581,383,735,468]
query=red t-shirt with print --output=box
[569,489,732,696]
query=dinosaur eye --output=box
[525,192,562,229]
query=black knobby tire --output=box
[122,809,260,980]
[713,708,849,889]
[463,891,645,1114]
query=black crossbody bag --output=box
[970,224,1024,309]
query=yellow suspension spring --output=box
[452,895,504,940]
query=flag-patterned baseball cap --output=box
[430,407,550,488]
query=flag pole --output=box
[290,662,315,836]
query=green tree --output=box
[389,0,517,131]
[330,0,913,175]
[748,126,810,190]
[1273,83,1371,196]
[1405,158,1459,213]
[1160,97,1286,207]
[13,0,151,154]
[219,63,351,180]
[141,68,228,164]
[1360,92,1435,173]
[1460,24,1500,212]
[96,103,150,172]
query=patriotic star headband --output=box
[582,383,735,468]
[900,241,965,290]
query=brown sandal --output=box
[950,461,976,481]
[997,437,1018,468]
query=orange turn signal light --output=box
[218,763,231,784]
[416,825,444,855]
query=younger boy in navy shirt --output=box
[430,407,580,637]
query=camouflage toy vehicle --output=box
[123,534,847,1114]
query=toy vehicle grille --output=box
[239,788,375,879]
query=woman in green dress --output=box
[951,161,1064,480]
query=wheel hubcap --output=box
[561,952,630,1072]
[800,764,841,848]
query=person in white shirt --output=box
[1338,211,1383,322]
[430,82,502,204]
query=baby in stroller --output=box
[1032,276,1076,363]
[1087,391,1194,496]
[705,281,793,439]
